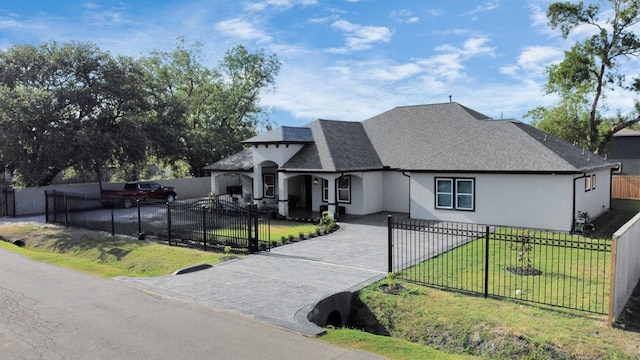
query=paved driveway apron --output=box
[120,213,401,334]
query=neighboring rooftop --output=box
[613,128,640,137]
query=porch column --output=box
[253,165,263,206]
[278,174,289,218]
[327,177,337,220]
[210,174,217,195]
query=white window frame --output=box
[435,177,475,211]
[455,179,474,211]
[435,178,453,209]
[337,176,351,203]
[263,173,275,198]
[321,176,352,203]
[322,178,329,202]
[585,176,591,192]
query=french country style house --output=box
[205,102,618,231]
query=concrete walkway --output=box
[120,213,400,335]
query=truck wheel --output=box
[123,197,134,208]
[167,194,175,203]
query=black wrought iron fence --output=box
[388,216,612,314]
[45,192,270,254]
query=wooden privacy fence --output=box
[612,175,640,200]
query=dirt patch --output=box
[506,266,542,276]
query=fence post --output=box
[254,213,260,251]
[111,209,115,237]
[64,193,69,227]
[52,189,57,223]
[247,205,255,253]
[484,226,490,298]
[388,215,393,274]
[137,200,142,237]
[44,191,49,223]
[202,206,207,252]
[167,202,172,246]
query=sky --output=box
[1,0,639,128]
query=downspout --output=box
[402,170,410,215]
[572,173,588,233]
[609,167,614,210]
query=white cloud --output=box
[243,0,317,12]
[435,36,495,57]
[529,3,549,29]
[518,46,563,72]
[326,20,392,53]
[500,45,563,80]
[214,18,272,42]
[467,1,500,15]
[391,9,419,24]
[368,63,423,81]
[81,3,131,27]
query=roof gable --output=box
[282,120,382,171]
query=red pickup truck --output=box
[101,182,177,208]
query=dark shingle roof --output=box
[206,102,617,174]
[202,148,253,171]
[243,126,314,144]
[362,103,615,173]
[282,120,383,171]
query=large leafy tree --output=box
[0,41,149,186]
[529,0,640,154]
[142,38,280,176]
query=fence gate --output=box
[163,198,271,254]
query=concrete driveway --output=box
[120,213,400,335]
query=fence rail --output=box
[45,191,270,254]
[612,175,640,200]
[388,216,612,314]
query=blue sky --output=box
[1,0,638,127]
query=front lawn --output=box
[0,223,232,278]
[399,229,611,313]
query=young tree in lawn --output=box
[531,0,640,154]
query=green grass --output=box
[321,328,479,359]
[399,229,611,313]
[327,281,640,359]
[270,220,322,242]
[0,223,233,278]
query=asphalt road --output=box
[0,247,384,360]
